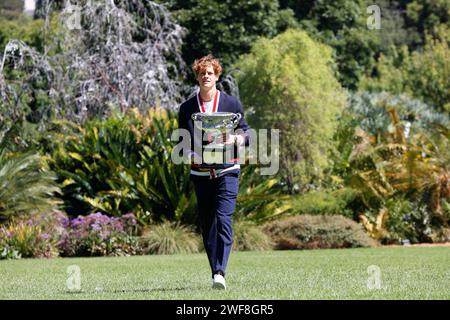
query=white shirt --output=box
[202,99,214,113]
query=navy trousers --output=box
[191,170,240,277]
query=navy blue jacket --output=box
[178,90,250,170]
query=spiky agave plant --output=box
[0,152,62,222]
[236,165,292,224]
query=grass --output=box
[0,246,449,299]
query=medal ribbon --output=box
[197,90,219,113]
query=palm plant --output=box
[0,152,62,222]
[386,122,449,215]
[348,107,449,242]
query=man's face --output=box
[196,65,218,90]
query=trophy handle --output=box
[192,113,200,121]
[231,113,242,126]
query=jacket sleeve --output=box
[234,98,251,146]
[178,104,200,163]
[178,105,191,163]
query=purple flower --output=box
[121,213,138,234]
[62,218,71,228]
[88,212,110,224]
[40,234,50,240]
[71,217,84,227]
[91,223,101,231]
[122,213,136,220]
[58,212,141,257]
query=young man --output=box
[178,55,250,290]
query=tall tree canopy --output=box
[235,29,347,192]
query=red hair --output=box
[192,55,223,77]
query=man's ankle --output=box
[213,270,225,277]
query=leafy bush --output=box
[0,221,57,259]
[236,165,292,224]
[0,245,21,259]
[0,152,62,222]
[236,29,346,192]
[59,212,141,257]
[232,220,273,251]
[291,188,358,218]
[342,103,449,243]
[140,221,202,255]
[361,197,450,244]
[45,109,196,224]
[0,212,65,259]
[0,17,50,53]
[329,91,449,198]
[263,214,378,250]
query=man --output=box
[178,55,250,290]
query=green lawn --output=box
[0,247,449,299]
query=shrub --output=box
[46,109,196,225]
[363,197,450,244]
[140,221,202,255]
[236,165,292,224]
[0,212,64,259]
[291,188,358,218]
[0,245,21,259]
[263,214,378,250]
[232,220,273,251]
[59,212,141,257]
[0,152,62,222]
[0,17,50,53]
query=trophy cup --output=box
[191,112,241,167]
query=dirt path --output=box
[384,242,450,248]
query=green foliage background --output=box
[0,0,449,248]
[236,29,347,192]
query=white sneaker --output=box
[212,274,226,290]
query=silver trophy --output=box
[192,112,241,165]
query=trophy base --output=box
[204,142,225,149]
[203,148,225,164]
[194,163,224,169]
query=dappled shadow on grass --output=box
[64,286,198,295]
[110,286,194,294]
[65,286,205,295]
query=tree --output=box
[167,0,296,82]
[235,29,346,193]
[0,0,187,127]
[0,0,23,19]
[403,0,449,46]
[0,17,49,54]
[279,0,421,89]
[360,35,450,113]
